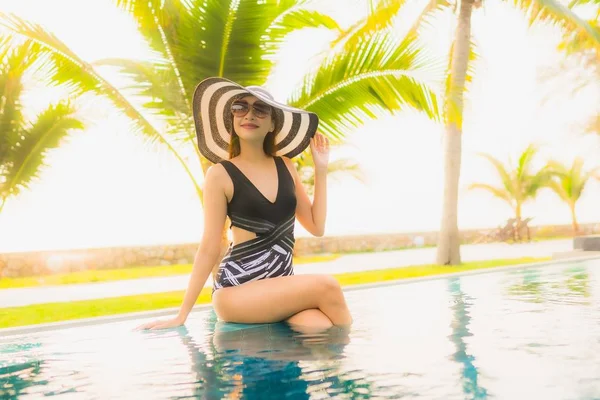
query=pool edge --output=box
[2,254,599,338]
[342,253,600,291]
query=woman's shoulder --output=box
[203,163,229,188]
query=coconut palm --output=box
[546,158,600,235]
[468,144,554,232]
[429,0,600,265]
[1,0,442,277]
[0,39,84,215]
[0,0,440,208]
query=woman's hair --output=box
[228,101,278,159]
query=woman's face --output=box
[231,96,275,141]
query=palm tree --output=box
[435,0,478,265]
[468,144,554,233]
[0,0,440,204]
[0,39,84,215]
[546,158,600,235]
[2,1,322,205]
[433,0,600,265]
[1,0,441,276]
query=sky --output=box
[0,0,598,252]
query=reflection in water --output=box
[0,359,46,399]
[168,311,370,399]
[2,260,600,399]
[447,277,488,399]
[563,268,590,298]
[507,266,592,305]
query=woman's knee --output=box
[316,275,345,303]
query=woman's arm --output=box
[138,164,228,330]
[283,132,330,237]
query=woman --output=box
[139,77,353,331]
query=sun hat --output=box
[192,77,319,164]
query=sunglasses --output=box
[231,101,272,119]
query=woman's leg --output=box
[212,274,352,326]
[286,309,333,331]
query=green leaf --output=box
[468,183,515,207]
[2,102,84,198]
[546,158,600,204]
[511,0,600,45]
[115,0,316,97]
[0,39,39,170]
[477,153,515,196]
[92,58,188,120]
[0,12,204,200]
[0,13,158,138]
[290,29,441,141]
[269,8,342,35]
[473,145,555,214]
[329,0,408,52]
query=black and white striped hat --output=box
[192,77,319,164]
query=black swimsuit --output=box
[213,156,297,292]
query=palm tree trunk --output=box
[436,0,475,266]
[570,202,580,235]
[515,202,522,242]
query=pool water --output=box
[2,259,600,399]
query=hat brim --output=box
[192,77,319,164]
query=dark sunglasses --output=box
[231,101,272,119]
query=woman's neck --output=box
[238,139,272,163]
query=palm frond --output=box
[289,29,441,141]
[477,153,515,195]
[92,58,188,120]
[568,0,600,6]
[525,165,554,197]
[120,0,316,97]
[546,159,570,177]
[0,39,39,167]
[328,0,408,52]
[114,0,169,57]
[0,12,203,198]
[468,183,514,206]
[547,178,570,202]
[1,102,84,198]
[547,158,600,202]
[0,35,14,62]
[511,0,600,46]
[409,0,453,35]
[0,13,163,140]
[268,8,342,45]
[114,0,193,117]
[516,144,539,180]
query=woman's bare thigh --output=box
[212,274,329,324]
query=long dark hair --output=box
[228,105,278,159]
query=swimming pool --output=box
[2,258,600,399]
